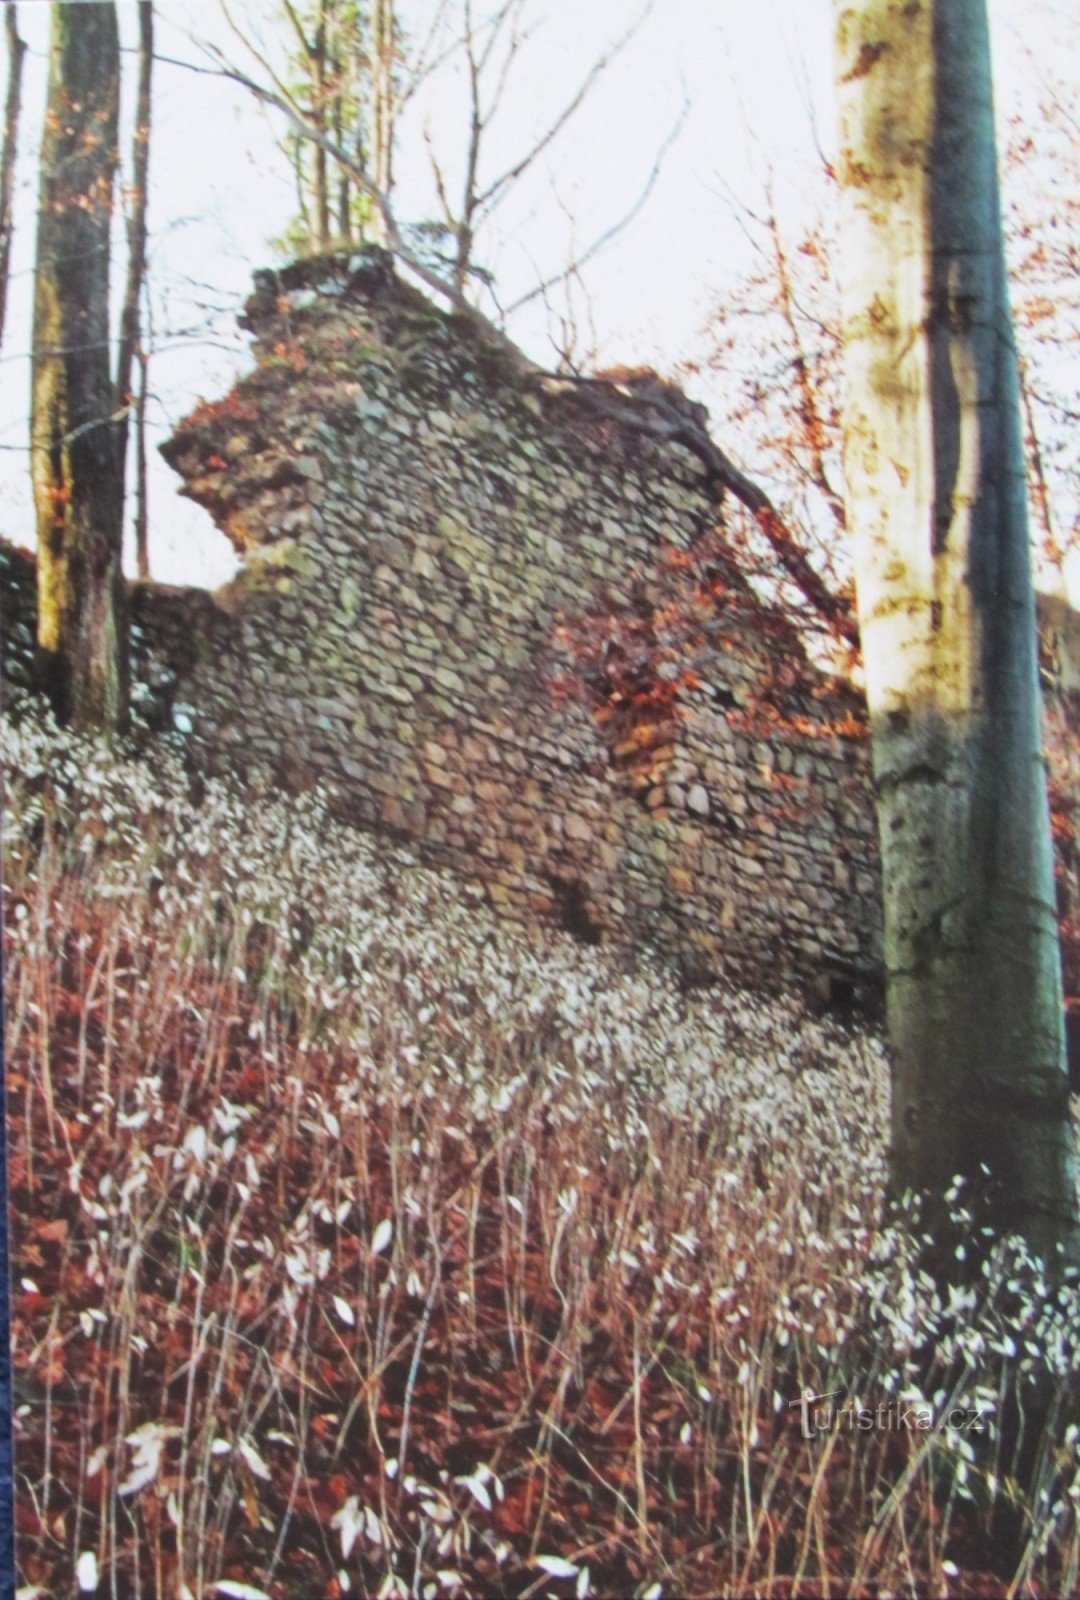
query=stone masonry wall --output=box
[157,251,884,1000]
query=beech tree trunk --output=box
[833,0,1079,1272]
[0,3,26,353]
[31,1,128,730]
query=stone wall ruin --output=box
[159,251,886,1000]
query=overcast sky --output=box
[0,0,1072,591]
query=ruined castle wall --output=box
[157,257,883,995]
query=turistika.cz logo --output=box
[791,1388,987,1441]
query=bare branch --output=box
[279,0,316,64]
[216,2,313,126]
[476,1,654,211]
[761,179,845,529]
[455,0,484,288]
[483,0,533,118]
[396,1,458,110]
[422,119,457,231]
[505,95,689,316]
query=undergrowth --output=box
[3,710,1079,1599]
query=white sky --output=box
[0,0,1073,591]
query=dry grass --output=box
[4,709,1079,1600]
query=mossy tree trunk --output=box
[31,1,128,730]
[834,0,1080,1273]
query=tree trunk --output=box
[833,0,1079,1273]
[116,0,153,539]
[312,4,330,248]
[369,0,395,246]
[334,92,351,243]
[0,3,27,353]
[134,341,150,581]
[31,1,128,731]
[327,0,352,243]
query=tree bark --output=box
[0,3,27,353]
[116,1,153,558]
[834,0,1079,1271]
[334,87,352,244]
[134,342,150,581]
[368,0,395,246]
[313,2,331,247]
[31,1,128,731]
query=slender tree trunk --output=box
[353,101,369,241]
[116,2,153,544]
[134,341,150,581]
[369,0,395,246]
[327,0,352,243]
[834,0,1079,1272]
[313,4,330,247]
[334,93,351,243]
[0,3,27,353]
[290,131,313,241]
[31,1,128,731]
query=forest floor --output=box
[4,707,1079,1600]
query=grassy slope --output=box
[3,709,1079,1600]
